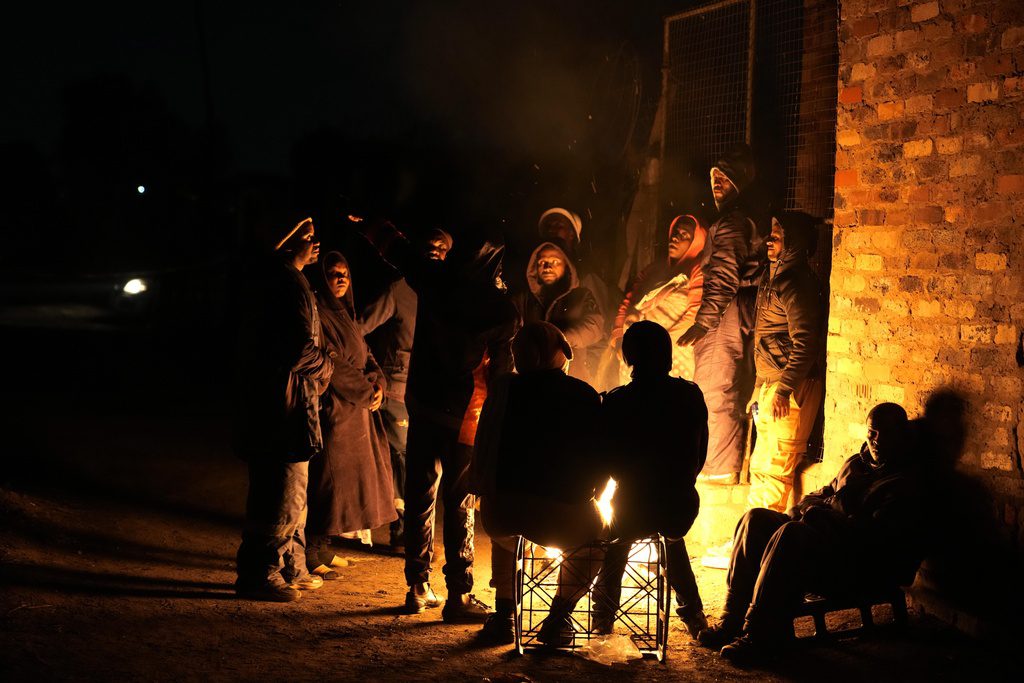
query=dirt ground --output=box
[0,330,1019,682]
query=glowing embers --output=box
[515,536,669,661]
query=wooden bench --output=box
[792,588,909,640]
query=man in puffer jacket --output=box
[515,241,604,386]
[677,145,765,484]
[745,212,824,511]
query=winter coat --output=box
[601,375,708,540]
[753,249,824,397]
[234,254,334,463]
[613,216,707,380]
[514,242,604,384]
[797,446,927,588]
[694,202,764,334]
[367,232,520,434]
[360,277,416,403]
[306,252,396,535]
[470,369,604,504]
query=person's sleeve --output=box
[359,283,398,335]
[612,264,652,341]
[776,272,822,397]
[486,308,520,384]
[326,344,377,407]
[694,388,709,476]
[364,348,387,395]
[693,214,751,331]
[468,374,512,497]
[561,288,604,349]
[279,282,334,386]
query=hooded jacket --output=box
[752,247,823,397]
[614,216,707,339]
[360,277,416,402]
[514,241,604,383]
[233,253,334,462]
[306,252,396,534]
[693,198,764,333]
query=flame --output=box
[347,214,364,223]
[544,546,563,560]
[594,477,618,527]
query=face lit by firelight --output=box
[326,260,350,299]
[667,221,694,261]
[766,218,785,262]
[535,247,566,286]
[710,168,738,207]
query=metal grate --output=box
[663,0,752,175]
[515,536,669,661]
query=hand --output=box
[369,383,384,411]
[744,394,758,415]
[676,324,707,347]
[771,391,790,420]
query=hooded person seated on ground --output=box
[698,402,931,667]
[514,240,604,386]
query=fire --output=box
[594,477,618,527]
[544,546,563,560]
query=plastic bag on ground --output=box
[574,634,643,666]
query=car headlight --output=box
[122,278,148,295]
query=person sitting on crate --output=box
[470,321,606,645]
[591,320,710,640]
[699,402,929,666]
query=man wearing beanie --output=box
[471,321,604,644]
[234,218,335,602]
[677,144,765,484]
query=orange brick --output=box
[909,186,931,202]
[835,169,859,188]
[997,175,1024,194]
[851,17,880,38]
[960,14,987,34]
[935,88,963,108]
[877,101,905,120]
[839,86,863,104]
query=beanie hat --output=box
[426,227,454,251]
[538,207,583,241]
[275,217,314,251]
[512,321,573,373]
[710,144,756,193]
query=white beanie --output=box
[538,207,582,241]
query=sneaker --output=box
[441,593,491,623]
[697,621,743,650]
[677,608,708,639]
[478,611,516,644]
[236,582,302,603]
[719,634,771,667]
[537,614,575,647]
[288,573,324,591]
[697,472,740,485]
[404,583,442,614]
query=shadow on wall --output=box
[912,388,1023,629]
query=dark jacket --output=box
[360,277,416,402]
[234,254,334,462]
[514,241,604,384]
[694,203,764,333]
[307,252,396,534]
[798,446,927,587]
[601,375,709,539]
[752,249,824,397]
[470,369,604,503]
[367,230,520,432]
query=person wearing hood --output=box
[470,321,605,645]
[360,228,453,551]
[538,207,616,389]
[514,240,604,385]
[611,214,707,382]
[359,220,520,623]
[698,404,928,666]
[304,251,396,573]
[677,145,765,485]
[234,218,334,602]
[745,212,824,512]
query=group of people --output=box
[232,144,933,666]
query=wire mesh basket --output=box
[515,535,669,661]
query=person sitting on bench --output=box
[699,402,928,666]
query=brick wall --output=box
[827,0,1024,575]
